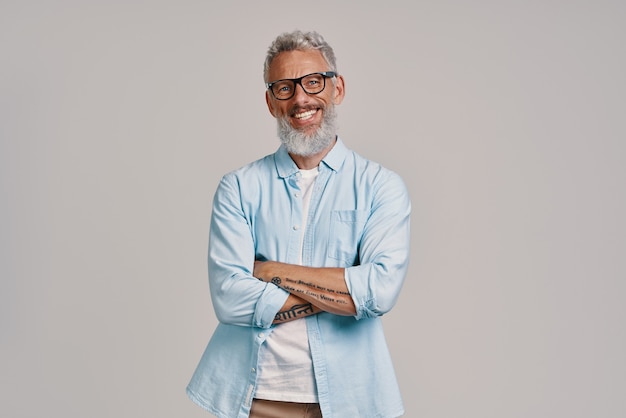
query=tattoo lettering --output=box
[278,277,349,305]
[274,303,315,322]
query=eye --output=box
[272,81,293,95]
[304,77,322,87]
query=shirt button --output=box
[251,368,256,373]
[293,225,299,230]
[294,193,300,198]
[259,333,265,338]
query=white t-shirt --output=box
[254,167,319,402]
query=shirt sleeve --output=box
[207,174,289,328]
[344,169,412,320]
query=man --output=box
[187,30,411,418]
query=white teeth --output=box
[294,109,316,119]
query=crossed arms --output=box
[253,261,357,323]
[208,168,411,328]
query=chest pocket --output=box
[327,210,369,266]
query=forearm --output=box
[273,294,322,324]
[254,261,357,316]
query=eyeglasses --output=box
[266,71,337,100]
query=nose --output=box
[292,81,311,103]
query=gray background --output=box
[1,1,625,417]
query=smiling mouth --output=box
[293,109,318,120]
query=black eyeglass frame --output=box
[266,71,337,100]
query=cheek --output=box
[275,104,292,117]
[266,95,287,117]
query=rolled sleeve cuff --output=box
[253,284,290,328]
[345,265,375,320]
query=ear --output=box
[332,75,346,105]
[265,90,277,118]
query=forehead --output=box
[267,49,329,81]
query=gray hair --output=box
[263,30,338,82]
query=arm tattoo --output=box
[274,303,315,322]
[277,277,349,305]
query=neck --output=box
[289,138,336,170]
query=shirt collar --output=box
[274,137,348,178]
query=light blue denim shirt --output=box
[187,138,411,418]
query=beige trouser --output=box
[249,399,323,418]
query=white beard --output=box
[276,104,338,157]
